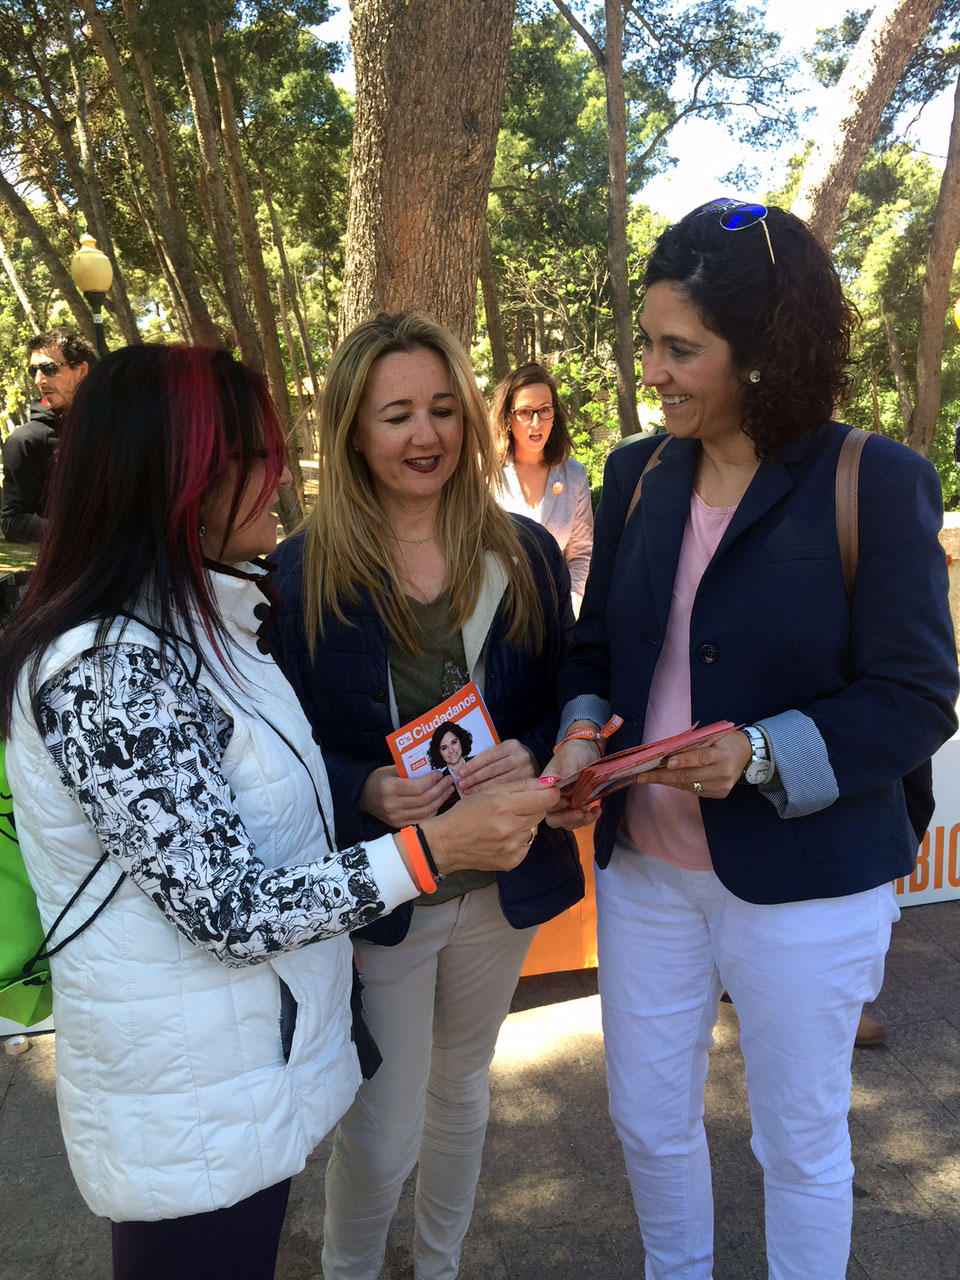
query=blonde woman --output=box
[492,361,593,614]
[269,313,583,1280]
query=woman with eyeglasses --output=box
[0,343,560,1280]
[544,202,959,1279]
[492,362,593,615]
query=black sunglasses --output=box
[28,360,69,378]
[694,199,776,267]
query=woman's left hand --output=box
[455,739,538,794]
[638,730,752,800]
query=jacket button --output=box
[373,687,386,702]
[698,643,719,664]
[253,603,272,621]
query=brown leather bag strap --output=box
[835,428,869,598]
[624,437,670,526]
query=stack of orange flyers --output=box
[557,720,737,808]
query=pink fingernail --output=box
[539,776,559,785]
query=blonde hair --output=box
[303,313,545,654]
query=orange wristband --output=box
[555,713,623,752]
[399,825,437,895]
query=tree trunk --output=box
[208,24,304,520]
[341,0,515,345]
[248,143,321,407]
[869,373,886,433]
[117,0,219,344]
[906,71,960,456]
[553,0,639,436]
[479,222,510,382]
[175,25,264,374]
[60,6,140,344]
[278,282,307,415]
[791,0,941,247]
[76,0,220,345]
[121,142,193,339]
[881,307,914,430]
[603,0,640,437]
[20,41,95,233]
[319,257,334,356]
[0,229,40,329]
[0,167,97,343]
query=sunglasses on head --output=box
[694,199,776,267]
[28,359,69,378]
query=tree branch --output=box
[551,0,605,70]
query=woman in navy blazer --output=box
[547,202,959,1280]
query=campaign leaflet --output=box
[386,681,500,789]
[557,720,737,808]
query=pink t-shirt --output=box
[622,490,736,870]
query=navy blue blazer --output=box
[558,424,959,905]
[269,518,584,942]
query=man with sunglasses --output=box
[1,327,96,542]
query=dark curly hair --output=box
[427,720,473,770]
[27,325,98,369]
[643,203,858,459]
[492,362,572,466]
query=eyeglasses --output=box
[511,405,555,426]
[28,360,69,378]
[695,199,775,267]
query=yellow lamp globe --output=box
[70,233,113,295]
[953,296,960,331]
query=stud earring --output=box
[748,370,761,384]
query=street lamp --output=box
[69,232,113,358]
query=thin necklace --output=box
[389,530,437,545]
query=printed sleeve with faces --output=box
[38,643,387,966]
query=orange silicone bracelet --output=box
[399,825,437,895]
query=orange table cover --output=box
[521,826,598,977]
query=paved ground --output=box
[2,899,959,1279]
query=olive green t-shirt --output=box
[389,591,495,905]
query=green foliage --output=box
[818,144,960,505]
[484,0,798,466]
[0,0,352,419]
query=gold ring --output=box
[527,825,538,843]
[692,780,703,795]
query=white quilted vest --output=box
[6,569,363,1221]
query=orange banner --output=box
[521,826,598,977]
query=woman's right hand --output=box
[421,779,563,874]
[540,738,603,831]
[358,764,455,827]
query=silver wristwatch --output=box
[741,724,775,785]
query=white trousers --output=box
[322,884,536,1280]
[597,841,899,1280]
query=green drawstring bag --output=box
[0,743,123,1027]
[0,743,52,1026]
